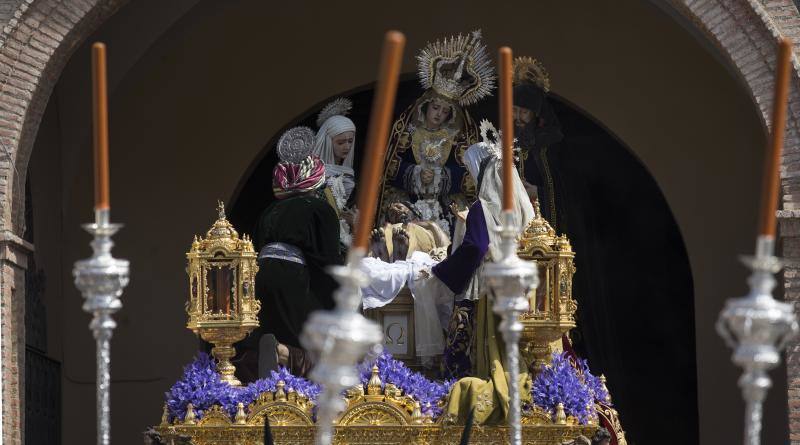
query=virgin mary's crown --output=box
[417,30,495,106]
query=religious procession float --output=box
[143,30,629,445]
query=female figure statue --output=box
[379,30,495,234]
[313,97,358,245]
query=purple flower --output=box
[165,353,320,422]
[531,352,595,424]
[577,358,610,405]
[357,352,454,419]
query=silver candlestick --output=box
[72,208,130,445]
[717,235,798,445]
[483,210,538,445]
[300,248,383,445]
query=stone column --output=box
[779,211,800,444]
[0,230,31,445]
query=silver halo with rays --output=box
[417,29,495,106]
[277,126,316,164]
[316,97,353,128]
[478,119,520,163]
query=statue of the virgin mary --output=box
[378,30,495,233]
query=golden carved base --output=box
[153,424,598,445]
[153,378,601,445]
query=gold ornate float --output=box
[150,203,626,444]
[152,364,601,445]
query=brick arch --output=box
[0,0,128,235]
[1,1,799,444]
[0,2,128,444]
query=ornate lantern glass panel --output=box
[186,202,260,386]
[517,201,578,373]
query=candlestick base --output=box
[300,249,383,445]
[717,235,798,445]
[73,208,130,445]
[483,210,537,445]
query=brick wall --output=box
[0,230,30,445]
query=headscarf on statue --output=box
[272,126,326,199]
[313,97,356,169]
[463,124,535,261]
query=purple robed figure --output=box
[432,201,489,294]
[430,136,535,379]
[432,200,489,378]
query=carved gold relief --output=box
[517,200,578,372]
[185,202,260,386]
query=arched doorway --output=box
[229,79,698,443]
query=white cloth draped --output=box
[360,252,449,358]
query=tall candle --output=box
[92,42,110,210]
[759,38,793,237]
[352,31,406,250]
[499,47,514,211]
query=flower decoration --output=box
[531,352,595,424]
[578,358,610,405]
[164,353,320,422]
[357,352,455,418]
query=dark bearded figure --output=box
[512,57,567,233]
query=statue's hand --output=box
[522,180,538,200]
[421,168,435,185]
[341,208,356,226]
[449,202,468,221]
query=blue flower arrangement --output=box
[357,352,455,418]
[164,353,320,422]
[578,357,610,404]
[165,352,453,422]
[531,352,608,425]
[166,351,608,424]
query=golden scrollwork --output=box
[596,403,628,445]
[153,362,602,443]
[517,200,578,372]
[153,424,599,445]
[245,382,315,427]
[155,368,601,444]
[339,365,428,426]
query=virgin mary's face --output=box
[513,105,535,128]
[332,131,355,164]
[424,99,452,129]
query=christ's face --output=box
[387,202,412,224]
[424,100,451,129]
[513,105,535,128]
[332,131,354,164]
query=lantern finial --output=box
[217,200,226,219]
[185,202,260,386]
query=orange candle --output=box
[352,31,406,250]
[92,42,110,210]
[759,38,793,237]
[499,47,514,211]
